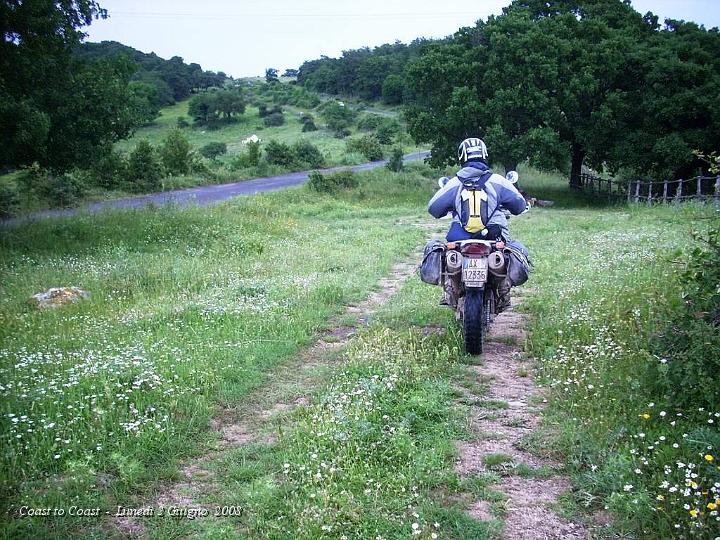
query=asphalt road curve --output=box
[3,151,430,225]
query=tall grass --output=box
[0,165,438,538]
[511,175,720,538]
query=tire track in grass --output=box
[112,238,432,537]
[455,292,589,540]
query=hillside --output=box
[75,41,227,105]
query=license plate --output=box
[462,257,488,286]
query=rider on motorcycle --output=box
[427,137,529,309]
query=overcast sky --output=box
[84,0,720,77]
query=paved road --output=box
[3,151,430,225]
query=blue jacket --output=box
[427,162,527,240]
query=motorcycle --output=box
[427,171,523,355]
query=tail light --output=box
[462,243,490,255]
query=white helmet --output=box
[458,137,488,164]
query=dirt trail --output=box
[455,293,589,540]
[113,247,427,537]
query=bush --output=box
[265,140,294,167]
[90,148,127,189]
[321,101,355,134]
[176,116,190,128]
[263,112,285,127]
[357,115,383,131]
[652,227,720,410]
[346,134,384,161]
[160,129,191,175]
[48,170,88,207]
[126,140,164,192]
[231,140,262,169]
[0,179,20,218]
[291,140,324,168]
[307,170,358,193]
[334,128,351,139]
[199,142,228,160]
[302,120,318,132]
[386,147,404,172]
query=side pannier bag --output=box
[420,240,446,285]
[504,240,532,286]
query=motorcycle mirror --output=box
[506,171,519,184]
[438,176,450,188]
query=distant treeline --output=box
[75,41,228,105]
[297,0,720,183]
[297,40,437,103]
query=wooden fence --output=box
[579,173,720,205]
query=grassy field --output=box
[1,165,718,539]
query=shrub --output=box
[652,227,720,409]
[346,134,384,161]
[376,122,400,144]
[334,128,351,139]
[307,170,358,193]
[302,120,318,132]
[291,140,324,168]
[321,101,355,134]
[126,140,164,192]
[357,115,383,131]
[265,140,294,167]
[48,170,88,207]
[386,147,404,172]
[231,140,262,169]
[258,103,269,117]
[160,129,191,175]
[199,142,228,160]
[263,112,285,127]
[90,148,127,189]
[176,116,190,128]
[0,179,20,218]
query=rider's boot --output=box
[496,277,512,312]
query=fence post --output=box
[715,176,720,207]
[676,179,683,202]
[697,176,702,199]
[634,180,641,203]
[662,180,668,204]
[627,180,632,204]
[647,183,653,206]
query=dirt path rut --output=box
[455,293,589,540]
[113,250,425,536]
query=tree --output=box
[126,140,163,192]
[381,74,404,104]
[265,67,279,83]
[282,68,299,77]
[0,0,149,171]
[160,129,191,175]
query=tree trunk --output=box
[570,143,585,189]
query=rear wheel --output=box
[463,288,484,355]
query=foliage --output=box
[263,112,285,127]
[282,68,298,78]
[89,147,128,189]
[126,140,164,192]
[199,142,227,160]
[159,129,191,175]
[298,41,429,100]
[301,114,318,132]
[320,101,356,134]
[346,134,384,161]
[264,139,323,169]
[382,74,405,104]
[188,88,245,125]
[176,116,190,128]
[264,140,295,167]
[75,41,227,104]
[47,170,88,207]
[0,179,20,218]
[307,170,359,193]
[265,67,279,83]
[386,147,404,172]
[403,1,720,183]
[291,140,324,169]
